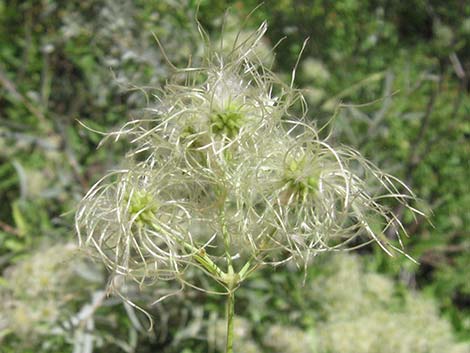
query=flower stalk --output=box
[225,289,235,353]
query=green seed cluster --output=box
[210,109,244,138]
[284,159,318,199]
[127,190,159,226]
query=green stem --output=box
[181,241,225,278]
[220,209,233,273]
[150,221,226,278]
[225,290,235,353]
[238,259,258,281]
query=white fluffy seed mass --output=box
[76,22,421,288]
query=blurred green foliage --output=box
[0,0,469,351]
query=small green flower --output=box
[210,107,244,138]
[125,189,159,226]
[284,157,319,200]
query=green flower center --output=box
[126,190,158,225]
[284,159,318,199]
[210,108,244,138]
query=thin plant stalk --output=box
[225,290,235,353]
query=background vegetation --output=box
[0,1,468,352]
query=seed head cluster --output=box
[76,23,420,289]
